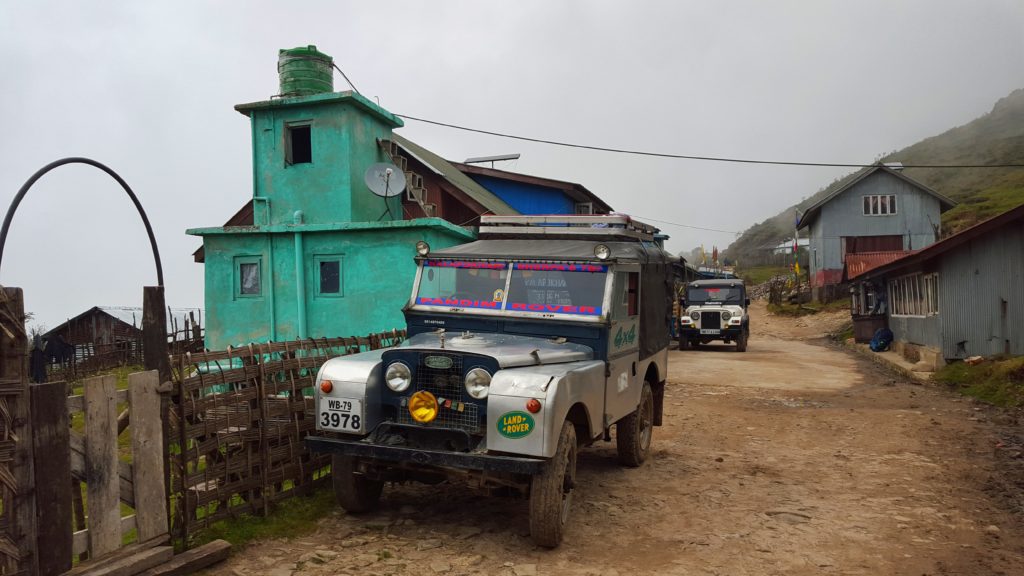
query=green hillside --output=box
[727,88,1024,266]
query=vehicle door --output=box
[605,265,642,425]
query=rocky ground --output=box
[208,302,1023,575]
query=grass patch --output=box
[189,486,336,549]
[737,265,791,285]
[934,356,1024,408]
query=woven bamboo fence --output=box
[168,330,405,544]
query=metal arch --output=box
[0,157,164,286]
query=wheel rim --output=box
[639,387,653,451]
[559,443,577,524]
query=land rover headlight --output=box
[464,368,492,399]
[385,362,412,392]
[690,311,701,321]
[721,310,732,321]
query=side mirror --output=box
[679,299,686,309]
[744,298,751,307]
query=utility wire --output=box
[396,114,1024,169]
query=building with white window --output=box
[797,162,956,301]
[855,202,1024,366]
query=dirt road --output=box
[212,302,1023,575]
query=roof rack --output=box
[479,214,659,241]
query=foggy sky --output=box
[1,0,1022,330]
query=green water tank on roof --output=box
[278,45,334,97]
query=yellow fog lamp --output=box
[408,390,439,423]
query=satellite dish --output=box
[364,163,406,198]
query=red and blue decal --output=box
[416,297,601,315]
[416,297,503,309]
[513,263,607,273]
[507,302,602,315]
[425,260,506,270]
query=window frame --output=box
[235,256,263,299]
[888,272,936,317]
[314,254,345,298]
[862,194,898,216]
[285,121,313,166]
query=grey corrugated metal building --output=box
[860,202,1024,361]
[797,162,956,300]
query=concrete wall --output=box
[248,99,401,226]
[200,221,474,349]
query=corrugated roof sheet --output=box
[845,251,914,280]
[860,201,1024,280]
[389,133,517,216]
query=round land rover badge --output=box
[497,411,534,439]
[424,355,453,370]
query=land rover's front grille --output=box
[700,311,721,330]
[396,352,481,433]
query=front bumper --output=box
[681,326,744,340]
[306,435,545,475]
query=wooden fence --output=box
[168,331,405,545]
[0,287,35,575]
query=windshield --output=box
[505,263,606,316]
[416,260,508,310]
[687,286,743,305]
[414,260,607,317]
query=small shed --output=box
[858,202,1024,364]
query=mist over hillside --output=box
[726,89,1024,266]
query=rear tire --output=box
[616,381,654,467]
[530,421,577,548]
[332,455,384,513]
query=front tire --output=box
[616,381,654,467]
[736,329,748,352]
[332,455,384,513]
[530,421,577,548]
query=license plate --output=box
[319,398,363,433]
[700,329,720,335]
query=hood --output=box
[394,331,594,368]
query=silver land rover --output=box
[678,279,750,351]
[306,214,677,547]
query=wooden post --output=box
[1,287,39,575]
[128,370,168,541]
[142,287,171,384]
[84,374,120,557]
[31,380,72,576]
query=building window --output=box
[236,257,262,297]
[316,255,344,297]
[286,123,312,165]
[575,202,594,215]
[863,194,898,216]
[888,272,938,317]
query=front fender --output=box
[487,360,604,458]
[314,349,386,436]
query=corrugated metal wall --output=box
[938,221,1024,358]
[888,313,942,349]
[817,171,942,271]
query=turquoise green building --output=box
[187,46,474,349]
